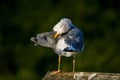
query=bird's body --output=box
[31,18,84,73]
[54,27,84,57]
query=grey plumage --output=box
[64,27,84,52]
[31,31,57,48]
[30,18,84,72]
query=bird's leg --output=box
[52,55,61,74]
[57,55,61,73]
[73,57,75,72]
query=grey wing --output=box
[64,28,84,52]
[30,31,56,48]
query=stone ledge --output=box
[42,71,120,80]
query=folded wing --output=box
[30,31,56,48]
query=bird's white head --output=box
[53,18,74,39]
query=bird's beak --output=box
[53,32,59,39]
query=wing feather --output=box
[64,28,84,52]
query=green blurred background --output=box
[0,0,120,80]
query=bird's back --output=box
[65,27,84,52]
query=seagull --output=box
[30,18,84,73]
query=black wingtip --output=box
[30,37,39,46]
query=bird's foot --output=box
[52,70,61,74]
